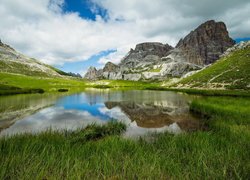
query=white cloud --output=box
[0,0,250,68]
[98,45,132,65]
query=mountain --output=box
[84,20,235,81]
[174,41,250,90]
[176,20,235,65]
[0,40,73,78]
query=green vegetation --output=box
[0,72,86,93]
[178,46,250,89]
[1,72,250,97]
[0,84,44,96]
[0,97,249,179]
[169,88,250,97]
[86,79,160,89]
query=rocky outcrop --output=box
[0,39,15,51]
[176,20,235,65]
[84,20,235,81]
[221,40,250,58]
[84,66,99,80]
[103,62,119,72]
[120,42,173,69]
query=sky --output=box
[0,0,250,75]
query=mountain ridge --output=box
[84,20,235,81]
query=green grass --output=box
[0,97,249,179]
[86,79,161,89]
[0,84,44,95]
[1,72,249,97]
[0,72,86,93]
[169,88,250,97]
[177,46,250,89]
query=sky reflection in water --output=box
[0,89,202,138]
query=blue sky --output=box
[63,0,96,20]
[235,37,250,43]
[56,49,116,74]
[63,0,108,21]
[56,0,111,74]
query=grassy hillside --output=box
[0,42,75,78]
[0,72,86,94]
[0,59,61,77]
[175,45,250,90]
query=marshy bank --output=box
[0,92,249,179]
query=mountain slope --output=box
[0,40,65,77]
[175,41,250,90]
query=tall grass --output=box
[0,97,249,179]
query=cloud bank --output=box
[0,0,249,67]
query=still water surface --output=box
[0,89,203,138]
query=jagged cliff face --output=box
[84,20,235,81]
[176,20,235,65]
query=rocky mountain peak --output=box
[103,62,119,72]
[176,20,235,65]
[120,42,173,68]
[134,42,173,55]
[84,66,98,80]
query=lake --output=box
[0,89,204,138]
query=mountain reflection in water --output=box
[0,89,203,138]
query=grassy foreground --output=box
[0,97,249,179]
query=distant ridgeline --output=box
[84,20,236,81]
[0,39,81,78]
